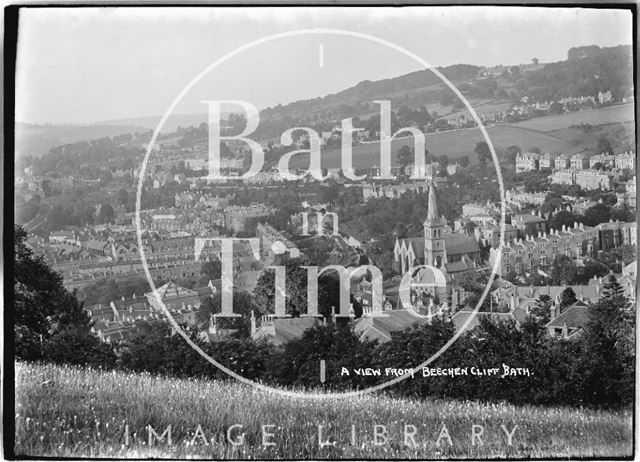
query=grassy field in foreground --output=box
[14,362,633,459]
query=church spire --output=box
[425,182,445,226]
[423,182,447,269]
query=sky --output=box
[15,6,633,125]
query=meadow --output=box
[14,362,633,459]
[289,125,577,170]
[512,103,634,132]
[287,103,635,170]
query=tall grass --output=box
[14,362,632,459]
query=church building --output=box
[393,183,481,278]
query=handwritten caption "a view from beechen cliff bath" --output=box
[341,365,532,378]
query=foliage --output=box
[474,141,491,164]
[551,256,577,286]
[253,257,312,317]
[576,286,634,407]
[521,45,632,102]
[200,258,221,281]
[596,137,613,155]
[43,328,116,368]
[14,226,94,361]
[79,277,151,306]
[195,291,255,337]
[268,323,377,389]
[558,287,577,311]
[396,145,414,172]
[531,295,552,324]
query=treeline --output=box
[28,135,148,177]
[521,45,633,102]
[14,225,634,409]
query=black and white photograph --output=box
[5,4,637,460]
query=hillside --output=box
[14,362,632,459]
[261,64,481,120]
[14,112,235,158]
[15,123,148,159]
[522,45,633,102]
[15,44,633,158]
[287,103,635,170]
[98,112,234,132]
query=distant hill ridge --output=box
[16,44,632,157]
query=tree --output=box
[117,188,129,206]
[531,295,552,324]
[582,203,611,226]
[596,137,613,155]
[576,290,633,406]
[97,203,115,224]
[317,272,363,319]
[14,226,94,360]
[474,141,491,164]
[196,291,255,337]
[320,184,339,206]
[200,258,222,281]
[253,257,311,317]
[558,287,577,311]
[396,145,414,174]
[43,327,116,367]
[552,255,578,285]
[548,210,580,231]
[548,101,563,114]
[600,273,625,300]
[269,323,378,389]
[41,179,52,198]
[505,145,521,164]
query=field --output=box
[512,103,634,132]
[13,362,633,459]
[288,103,635,170]
[289,125,577,170]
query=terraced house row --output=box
[489,220,635,277]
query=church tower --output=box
[424,183,447,269]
